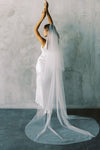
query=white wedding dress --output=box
[35,40,49,110]
[25,24,99,145]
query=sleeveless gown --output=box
[35,40,48,109]
[25,40,99,145]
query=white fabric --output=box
[25,24,99,145]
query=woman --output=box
[25,0,99,145]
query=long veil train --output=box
[25,24,99,145]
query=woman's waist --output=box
[38,53,47,61]
[39,51,47,57]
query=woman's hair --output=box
[44,24,50,30]
[44,24,60,42]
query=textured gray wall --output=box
[0,0,100,108]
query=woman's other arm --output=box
[34,9,46,47]
[46,9,53,24]
[45,1,53,24]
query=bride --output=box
[25,0,99,145]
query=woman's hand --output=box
[44,0,49,12]
[41,9,46,19]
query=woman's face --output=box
[43,28,48,37]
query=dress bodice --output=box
[40,40,48,53]
[37,40,48,63]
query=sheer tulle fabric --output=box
[25,24,99,145]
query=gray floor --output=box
[0,109,100,150]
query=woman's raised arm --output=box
[34,8,46,47]
[45,1,53,24]
[46,9,53,24]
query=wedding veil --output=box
[25,24,99,145]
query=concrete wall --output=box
[0,0,100,108]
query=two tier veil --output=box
[25,24,99,145]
